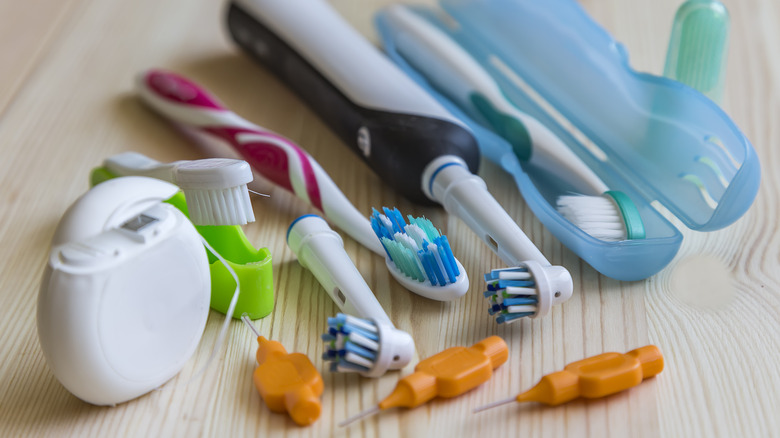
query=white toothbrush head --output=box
[175,158,255,226]
[484,261,572,323]
[370,207,469,301]
[322,313,414,378]
[104,152,255,227]
[556,191,645,241]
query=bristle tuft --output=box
[370,207,460,286]
[556,195,626,241]
[484,266,537,323]
[184,185,255,226]
[322,313,379,374]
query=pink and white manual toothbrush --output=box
[135,69,384,255]
[135,70,469,301]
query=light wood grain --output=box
[0,0,777,437]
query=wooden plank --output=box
[0,0,85,115]
[0,0,776,437]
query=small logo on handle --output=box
[357,127,371,158]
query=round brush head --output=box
[322,313,414,378]
[484,261,572,323]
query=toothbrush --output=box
[227,0,573,318]
[286,215,414,378]
[136,71,470,301]
[135,69,385,256]
[376,4,645,242]
[103,152,254,226]
[370,207,468,301]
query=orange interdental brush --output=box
[241,315,324,426]
[474,345,664,413]
[340,335,509,427]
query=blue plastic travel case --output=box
[375,0,759,281]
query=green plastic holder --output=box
[91,167,274,320]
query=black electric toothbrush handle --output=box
[226,0,480,205]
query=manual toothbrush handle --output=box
[136,69,386,255]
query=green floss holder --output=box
[664,0,730,104]
[91,167,274,319]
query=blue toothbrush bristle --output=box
[370,207,460,286]
[483,266,538,324]
[322,313,380,374]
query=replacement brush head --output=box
[484,261,572,323]
[370,207,468,301]
[322,313,414,378]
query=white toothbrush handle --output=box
[287,215,393,327]
[382,5,607,195]
[498,103,609,195]
[424,156,549,267]
[136,70,384,256]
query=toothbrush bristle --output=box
[322,313,380,374]
[484,266,538,323]
[407,215,440,241]
[556,195,627,241]
[370,207,460,286]
[184,185,255,226]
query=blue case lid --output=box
[375,0,759,281]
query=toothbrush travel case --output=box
[376,0,759,281]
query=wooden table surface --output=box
[1,0,777,436]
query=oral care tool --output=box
[135,69,384,255]
[104,151,255,226]
[227,0,572,315]
[340,336,508,427]
[377,4,645,242]
[474,345,663,412]
[287,215,414,377]
[241,314,323,426]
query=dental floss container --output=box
[37,176,211,406]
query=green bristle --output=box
[382,237,425,282]
[406,215,441,241]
